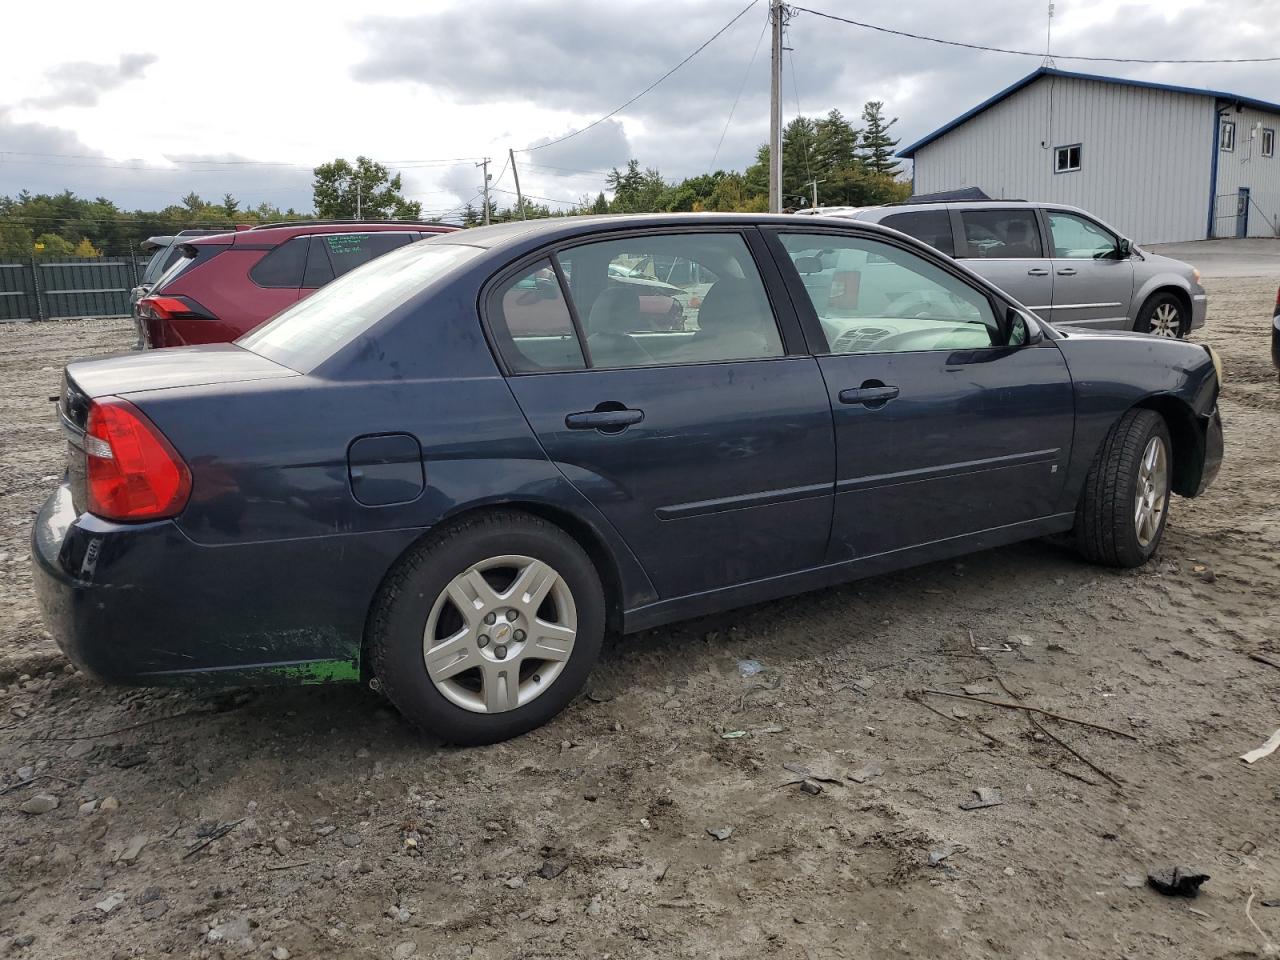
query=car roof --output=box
[180,221,456,247]
[427,212,905,252]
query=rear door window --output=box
[250,236,309,288]
[879,210,956,257]
[323,232,418,278]
[558,232,781,368]
[957,209,1043,259]
[489,260,586,373]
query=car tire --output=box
[1075,408,1173,568]
[1135,292,1188,339]
[369,510,605,745]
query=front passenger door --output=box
[1043,210,1135,329]
[768,229,1075,562]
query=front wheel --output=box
[1075,409,1172,567]
[1136,292,1187,339]
[369,511,605,745]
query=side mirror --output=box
[1116,238,1132,259]
[1006,307,1043,347]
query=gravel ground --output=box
[0,280,1277,960]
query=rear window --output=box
[141,243,177,284]
[879,210,955,257]
[238,242,481,371]
[152,242,227,292]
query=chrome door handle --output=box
[1027,267,1050,276]
[1056,267,1078,276]
[838,385,900,406]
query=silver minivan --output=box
[800,201,1206,338]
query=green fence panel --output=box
[36,257,137,319]
[0,262,38,322]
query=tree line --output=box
[0,101,904,256]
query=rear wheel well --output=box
[1134,395,1201,496]
[360,503,624,682]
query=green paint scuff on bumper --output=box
[274,658,362,684]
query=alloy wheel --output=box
[422,555,577,714]
[1134,436,1169,548]
[1149,302,1182,338]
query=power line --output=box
[0,151,485,171]
[710,4,771,172]
[519,161,615,178]
[522,0,761,152]
[491,186,581,208]
[791,6,1280,63]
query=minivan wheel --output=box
[369,511,605,745]
[1075,408,1172,568]
[1136,293,1187,339]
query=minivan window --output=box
[879,210,955,257]
[240,242,481,371]
[958,209,1043,259]
[1047,212,1118,259]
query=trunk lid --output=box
[59,345,297,513]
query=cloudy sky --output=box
[1,0,1274,220]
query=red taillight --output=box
[138,296,196,321]
[84,398,192,522]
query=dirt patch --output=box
[1,287,1278,959]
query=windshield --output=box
[239,241,480,371]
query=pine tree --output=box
[858,101,901,177]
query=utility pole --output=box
[477,158,492,226]
[804,178,826,210]
[769,0,784,213]
[355,180,362,221]
[509,148,527,220]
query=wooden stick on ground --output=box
[906,693,1005,747]
[920,690,1138,740]
[1028,713,1125,791]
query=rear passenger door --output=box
[954,208,1054,318]
[301,232,420,295]
[490,230,836,600]
[247,235,310,320]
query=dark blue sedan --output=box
[32,214,1224,744]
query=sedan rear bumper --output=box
[31,482,417,686]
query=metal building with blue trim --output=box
[900,68,1280,244]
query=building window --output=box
[1263,128,1275,158]
[1054,143,1082,174]
[1221,119,1236,152]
